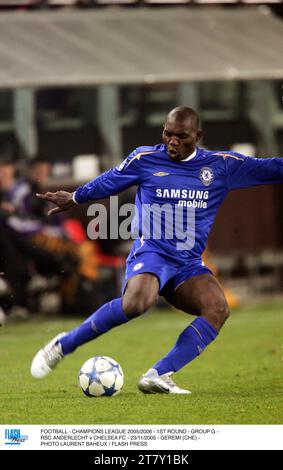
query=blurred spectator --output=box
[0,158,16,200]
[0,160,31,320]
[8,156,64,236]
[0,156,122,320]
[0,158,72,319]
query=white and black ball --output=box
[78,356,124,397]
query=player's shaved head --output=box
[163,106,202,161]
[166,107,200,129]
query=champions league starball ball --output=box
[78,356,124,397]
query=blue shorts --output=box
[123,251,213,305]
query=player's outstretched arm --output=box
[225,154,283,190]
[44,149,143,208]
[36,191,76,216]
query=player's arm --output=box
[225,153,283,190]
[36,149,142,215]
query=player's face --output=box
[0,164,15,191]
[162,119,201,161]
[29,163,51,186]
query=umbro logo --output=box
[153,172,170,177]
[133,262,144,272]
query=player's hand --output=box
[36,190,76,216]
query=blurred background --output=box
[0,0,283,323]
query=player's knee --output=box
[202,298,230,329]
[218,302,230,324]
[122,292,157,319]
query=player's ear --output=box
[196,129,203,142]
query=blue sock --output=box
[153,317,218,375]
[60,298,129,355]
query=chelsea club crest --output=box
[199,167,214,186]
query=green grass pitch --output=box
[0,302,282,424]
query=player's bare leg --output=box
[122,273,159,318]
[138,274,229,395]
[31,273,159,378]
[173,273,230,331]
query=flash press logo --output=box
[5,429,28,445]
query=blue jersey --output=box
[74,144,283,262]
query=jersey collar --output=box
[179,149,197,162]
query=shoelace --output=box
[161,374,177,389]
[43,343,62,366]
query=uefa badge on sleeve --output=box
[199,167,214,186]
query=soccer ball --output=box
[78,356,124,397]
